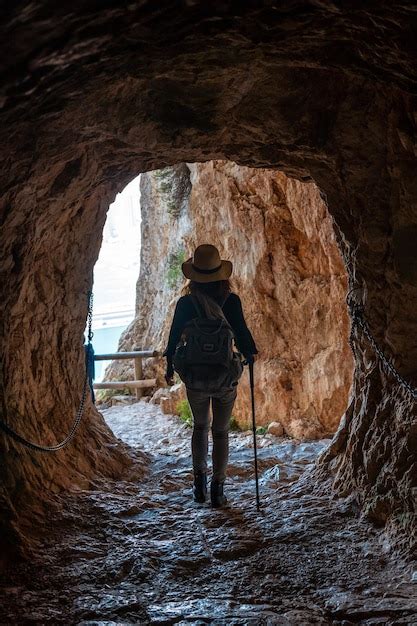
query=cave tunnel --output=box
[1,2,417,622]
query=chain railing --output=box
[347,293,417,400]
[320,189,417,402]
[0,291,94,452]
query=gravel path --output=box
[0,400,416,624]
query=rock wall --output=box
[106,165,192,387]
[0,185,145,560]
[110,161,353,439]
[188,163,354,437]
[1,2,416,557]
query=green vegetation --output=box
[256,425,267,435]
[159,180,172,194]
[166,247,186,289]
[153,168,171,180]
[176,399,193,427]
[230,415,240,432]
[166,199,179,216]
[153,168,173,197]
[175,399,241,432]
[153,167,182,217]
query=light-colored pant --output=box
[186,386,237,483]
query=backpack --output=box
[172,294,244,392]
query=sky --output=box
[92,175,142,330]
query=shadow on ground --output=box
[0,401,416,624]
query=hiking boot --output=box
[193,471,207,503]
[210,479,227,508]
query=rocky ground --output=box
[0,400,416,625]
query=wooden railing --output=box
[93,349,160,399]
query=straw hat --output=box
[182,244,233,283]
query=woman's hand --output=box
[165,370,175,386]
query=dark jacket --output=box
[163,292,258,376]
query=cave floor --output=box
[1,400,416,625]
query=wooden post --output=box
[134,356,143,400]
[93,349,160,400]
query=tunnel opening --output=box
[101,161,354,445]
[90,174,142,386]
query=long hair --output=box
[180,279,233,319]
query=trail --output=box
[1,400,415,625]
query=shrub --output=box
[153,168,170,180]
[154,168,184,217]
[166,200,179,216]
[159,181,172,194]
[230,415,241,431]
[176,400,241,432]
[166,247,186,288]
[176,399,193,427]
[95,387,131,402]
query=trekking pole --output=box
[248,359,261,511]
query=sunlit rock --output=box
[109,162,353,439]
[267,421,285,437]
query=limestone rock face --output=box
[111,161,353,439]
[1,2,417,556]
[187,162,353,437]
[105,164,192,388]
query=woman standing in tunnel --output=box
[163,244,258,508]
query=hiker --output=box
[163,244,258,508]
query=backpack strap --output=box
[190,294,205,319]
[190,293,237,337]
[190,293,228,333]
[192,317,225,335]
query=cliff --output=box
[108,161,353,438]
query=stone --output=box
[149,383,187,414]
[110,395,137,407]
[2,401,414,623]
[149,388,169,406]
[109,162,353,439]
[159,383,187,416]
[267,421,285,437]
[0,2,416,559]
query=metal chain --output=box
[87,291,94,343]
[0,375,89,452]
[347,294,417,401]
[0,291,94,452]
[319,191,417,400]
